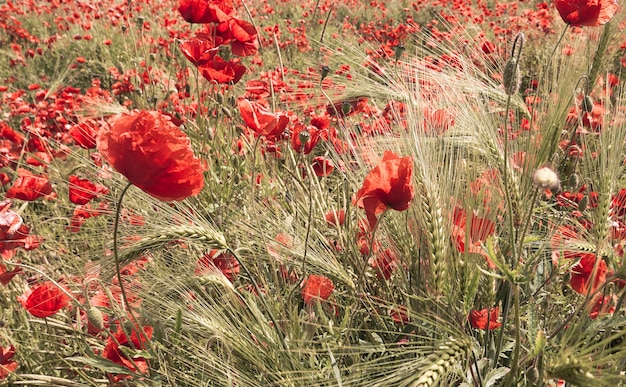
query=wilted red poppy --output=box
[369,248,398,280]
[0,263,21,285]
[178,0,234,24]
[450,206,496,267]
[555,0,618,26]
[325,209,345,227]
[68,202,109,233]
[468,307,501,330]
[97,110,204,201]
[6,169,54,201]
[195,249,240,282]
[301,274,334,305]
[0,200,37,252]
[68,175,109,205]
[198,55,246,84]
[311,156,334,176]
[237,98,290,140]
[354,150,414,228]
[17,281,71,318]
[0,345,18,380]
[102,325,153,375]
[570,253,607,294]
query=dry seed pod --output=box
[533,167,560,190]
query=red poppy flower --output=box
[570,253,607,294]
[468,307,502,330]
[311,156,335,176]
[198,55,246,84]
[555,0,618,27]
[68,175,109,205]
[195,249,240,282]
[6,169,53,201]
[178,0,234,24]
[221,18,259,57]
[97,110,205,201]
[301,274,334,305]
[179,37,220,66]
[17,281,71,318]
[354,150,414,228]
[69,121,98,149]
[0,345,18,380]
[102,325,153,375]
[237,98,290,140]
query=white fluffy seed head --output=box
[533,167,560,190]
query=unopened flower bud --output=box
[87,306,104,332]
[321,65,330,81]
[533,167,559,190]
[582,95,594,113]
[394,44,406,60]
[298,129,310,145]
[568,173,580,189]
[578,195,589,212]
[341,101,352,115]
[503,57,521,95]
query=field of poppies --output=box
[1,0,626,385]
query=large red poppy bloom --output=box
[17,282,70,318]
[97,111,204,201]
[555,0,618,27]
[178,0,234,24]
[354,150,414,228]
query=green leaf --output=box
[66,356,135,375]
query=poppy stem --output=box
[113,182,134,316]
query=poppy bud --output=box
[87,306,104,331]
[503,57,520,95]
[394,44,405,61]
[582,95,594,113]
[533,166,559,190]
[578,195,589,212]
[298,129,310,145]
[342,101,352,116]
[568,173,580,189]
[321,65,330,81]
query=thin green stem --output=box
[113,182,134,315]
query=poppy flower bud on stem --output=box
[503,33,524,95]
[394,44,405,61]
[582,95,594,113]
[320,65,330,81]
